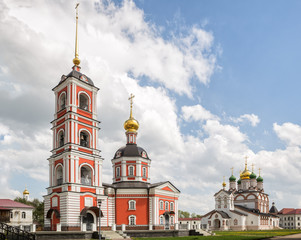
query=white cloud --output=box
[182,104,219,122]
[231,113,260,127]
[274,122,301,146]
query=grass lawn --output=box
[133,229,301,240]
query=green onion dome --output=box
[229,175,236,182]
[257,175,263,182]
[237,179,241,184]
[250,172,257,179]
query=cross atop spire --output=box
[244,156,248,170]
[128,93,135,119]
[258,168,261,176]
[73,3,81,67]
[231,167,234,175]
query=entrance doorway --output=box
[83,213,94,231]
[51,211,60,231]
[214,219,220,229]
[164,214,170,230]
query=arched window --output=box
[58,131,64,148]
[170,202,174,211]
[80,131,89,148]
[160,201,164,210]
[128,200,136,210]
[224,196,227,208]
[217,197,222,208]
[116,167,120,177]
[79,93,89,111]
[165,201,169,210]
[160,215,164,225]
[170,216,174,225]
[128,166,134,176]
[59,92,66,110]
[22,212,26,219]
[234,219,238,225]
[56,165,63,185]
[10,212,13,219]
[129,215,136,225]
[142,167,146,177]
[81,165,92,186]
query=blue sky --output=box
[1,0,301,214]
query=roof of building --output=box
[65,70,94,86]
[269,203,279,214]
[179,217,202,221]
[202,210,231,219]
[0,199,34,209]
[113,144,149,159]
[103,181,180,192]
[278,208,301,215]
[230,210,248,216]
[235,205,278,217]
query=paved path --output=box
[267,233,301,240]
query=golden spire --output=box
[73,3,80,66]
[244,156,248,170]
[222,176,226,188]
[124,93,139,132]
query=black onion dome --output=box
[60,70,94,86]
[114,144,149,159]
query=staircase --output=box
[101,230,131,240]
[0,222,36,240]
[195,228,212,236]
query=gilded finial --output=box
[124,94,139,132]
[231,167,234,175]
[222,176,226,188]
[244,156,248,170]
[258,168,261,176]
[128,93,135,119]
[73,3,80,66]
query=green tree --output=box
[178,210,190,218]
[14,197,44,226]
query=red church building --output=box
[43,4,180,232]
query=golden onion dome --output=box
[23,188,29,195]
[240,169,251,179]
[124,117,139,132]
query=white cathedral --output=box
[201,160,279,231]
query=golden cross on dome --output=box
[244,156,248,170]
[73,3,80,66]
[252,163,255,172]
[258,168,261,176]
[231,167,234,175]
[128,93,135,118]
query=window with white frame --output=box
[129,166,134,176]
[142,167,146,177]
[79,93,89,111]
[170,202,174,211]
[128,200,136,210]
[10,212,13,218]
[116,167,120,177]
[160,200,164,210]
[22,212,26,219]
[58,131,64,148]
[59,92,66,110]
[129,215,136,225]
[160,215,164,225]
[170,216,174,225]
[165,201,169,210]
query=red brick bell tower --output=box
[44,4,106,231]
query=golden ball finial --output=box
[73,57,80,66]
[124,118,139,132]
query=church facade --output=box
[201,162,279,231]
[43,5,180,231]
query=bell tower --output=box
[44,4,106,231]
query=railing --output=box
[0,222,35,240]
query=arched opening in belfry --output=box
[79,93,89,111]
[58,131,64,148]
[81,165,92,186]
[59,92,66,110]
[56,165,63,186]
[80,131,89,148]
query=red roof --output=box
[0,199,34,209]
[179,217,202,221]
[278,208,301,215]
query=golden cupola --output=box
[124,94,139,133]
[240,158,251,180]
[23,187,29,195]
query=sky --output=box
[1,0,301,215]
